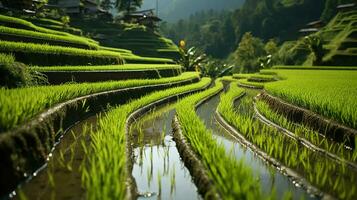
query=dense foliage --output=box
[160,0,356,69]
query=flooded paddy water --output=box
[196,90,316,200]
[13,114,100,200]
[130,104,201,200]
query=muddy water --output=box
[196,93,316,200]
[131,104,201,200]
[14,114,100,200]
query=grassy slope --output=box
[71,18,180,60]
[0,15,176,65]
[263,69,357,129]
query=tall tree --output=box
[115,0,143,12]
[100,0,114,10]
[233,32,264,72]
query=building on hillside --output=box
[337,3,356,12]
[97,7,113,21]
[306,20,325,29]
[299,20,325,35]
[123,9,162,29]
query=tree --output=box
[321,0,338,22]
[115,0,143,12]
[304,35,324,66]
[264,39,278,55]
[178,46,207,72]
[233,32,264,72]
[1,0,33,10]
[100,0,114,10]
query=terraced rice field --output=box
[2,65,357,199]
[1,13,357,200]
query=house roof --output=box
[299,28,319,33]
[337,3,356,9]
[131,9,155,14]
[306,20,324,26]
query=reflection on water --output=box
[196,93,316,200]
[14,115,99,200]
[131,105,201,200]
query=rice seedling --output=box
[255,100,357,163]
[0,14,96,44]
[31,64,182,72]
[82,78,211,199]
[263,69,357,129]
[176,79,267,199]
[238,79,265,88]
[0,72,199,132]
[0,40,122,66]
[218,82,357,199]
[158,169,162,196]
[170,163,176,196]
[0,25,98,49]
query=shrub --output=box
[0,53,47,88]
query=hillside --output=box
[319,10,357,66]
[141,0,244,22]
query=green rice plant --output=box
[98,46,133,54]
[0,14,96,44]
[0,72,199,132]
[238,79,265,88]
[30,64,182,72]
[255,100,357,163]
[232,74,253,79]
[158,169,162,195]
[218,82,357,199]
[82,78,211,199]
[0,40,123,66]
[121,54,175,65]
[272,65,357,70]
[176,79,267,199]
[263,69,357,129]
[0,26,98,49]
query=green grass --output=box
[0,52,15,64]
[31,64,182,72]
[263,69,357,129]
[0,26,98,49]
[176,79,265,199]
[218,81,357,199]
[0,40,123,66]
[82,78,211,200]
[0,72,199,132]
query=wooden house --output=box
[123,9,162,29]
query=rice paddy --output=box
[1,11,357,200]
